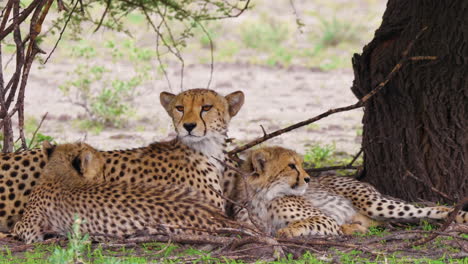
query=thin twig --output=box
[27,112,48,148]
[306,148,362,173]
[142,3,184,90]
[148,3,184,90]
[289,0,304,33]
[306,165,360,173]
[406,196,468,247]
[260,125,267,137]
[194,20,214,89]
[206,184,263,236]
[213,157,268,234]
[44,0,79,64]
[93,0,111,33]
[154,4,172,91]
[205,0,251,20]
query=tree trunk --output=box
[351,0,468,203]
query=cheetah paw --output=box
[341,223,368,235]
[276,227,302,238]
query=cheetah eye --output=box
[288,163,296,169]
[202,105,213,112]
[175,106,184,112]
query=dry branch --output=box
[27,112,48,149]
[214,157,268,234]
[44,0,80,64]
[306,148,363,174]
[406,196,468,247]
[229,27,436,156]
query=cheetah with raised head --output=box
[13,142,234,244]
[234,146,467,238]
[0,89,244,231]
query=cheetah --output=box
[316,174,467,224]
[233,146,467,238]
[13,142,234,244]
[0,89,244,231]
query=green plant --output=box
[0,117,56,151]
[421,220,437,231]
[73,120,105,135]
[355,226,390,238]
[240,19,290,51]
[59,39,153,128]
[356,127,363,136]
[315,16,361,47]
[48,216,89,264]
[318,55,347,71]
[303,143,335,167]
[266,46,294,67]
[216,41,240,62]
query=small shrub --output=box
[59,40,153,128]
[48,217,89,264]
[241,19,290,51]
[316,16,361,47]
[303,143,335,167]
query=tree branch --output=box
[229,27,436,156]
[306,148,362,173]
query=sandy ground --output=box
[13,0,387,156]
[24,62,363,155]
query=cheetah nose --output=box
[183,123,197,133]
[304,177,310,183]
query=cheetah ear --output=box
[73,151,94,177]
[225,91,244,117]
[79,149,105,181]
[81,151,94,170]
[42,140,56,159]
[160,92,176,113]
[251,150,267,174]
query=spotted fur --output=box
[13,143,232,244]
[234,146,467,238]
[233,147,347,237]
[0,89,245,231]
[316,174,467,224]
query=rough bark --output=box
[352,0,468,203]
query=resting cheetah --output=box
[234,146,467,238]
[0,89,244,231]
[13,142,233,244]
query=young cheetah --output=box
[234,146,467,238]
[13,142,234,244]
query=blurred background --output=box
[3,0,386,166]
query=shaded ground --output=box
[1,221,466,263]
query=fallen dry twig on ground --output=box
[405,196,468,248]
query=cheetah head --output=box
[243,146,311,201]
[160,89,244,157]
[42,141,105,184]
